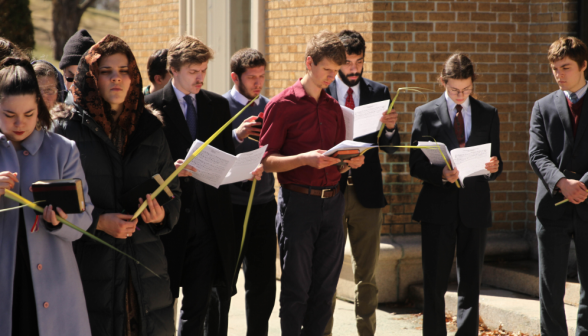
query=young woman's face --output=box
[0,94,39,146]
[97,53,131,111]
[37,75,59,110]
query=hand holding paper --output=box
[380,108,397,130]
[301,150,341,169]
[174,159,197,177]
[249,164,264,181]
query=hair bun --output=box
[1,57,32,69]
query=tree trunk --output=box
[52,0,96,60]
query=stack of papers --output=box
[185,140,267,188]
[323,140,378,157]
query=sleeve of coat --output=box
[529,100,566,195]
[43,140,95,241]
[151,130,182,236]
[409,108,445,187]
[486,107,503,181]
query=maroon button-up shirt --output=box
[260,79,346,187]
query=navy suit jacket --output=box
[326,77,400,208]
[529,90,588,223]
[409,95,502,228]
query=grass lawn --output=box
[30,0,119,68]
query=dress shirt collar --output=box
[230,85,260,106]
[444,91,471,115]
[293,78,327,103]
[335,75,360,104]
[172,80,196,105]
[564,80,588,101]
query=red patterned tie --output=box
[454,104,466,148]
[345,87,355,110]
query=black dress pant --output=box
[277,187,346,336]
[537,214,588,336]
[421,220,487,336]
[205,200,278,336]
[178,210,220,336]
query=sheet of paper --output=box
[223,145,268,185]
[450,143,491,187]
[350,99,389,139]
[185,140,237,188]
[417,141,453,167]
[340,105,355,140]
[323,140,378,157]
[340,100,389,140]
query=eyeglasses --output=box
[447,85,473,96]
[65,77,74,83]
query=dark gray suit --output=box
[529,89,588,335]
[410,94,502,336]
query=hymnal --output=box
[31,179,85,213]
[120,174,174,213]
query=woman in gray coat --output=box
[0,57,94,335]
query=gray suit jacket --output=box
[0,130,93,335]
[529,90,588,222]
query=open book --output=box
[340,100,390,140]
[417,141,491,187]
[324,140,379,165]
[185,140,267,188]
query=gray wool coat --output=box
[0,129,94,336]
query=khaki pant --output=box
[324,185,383,336]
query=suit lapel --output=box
[435,95,459,149]
[359,78,373,106]
[196,90,214,141]
[327,81,338,102]
[162,82,193,144]
[466,98,479,147]
[555,90,574,149]
[574,95,588,149]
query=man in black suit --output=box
[323,30,399,336]
[529,37,588,335]
[409,54,502,336]
[145,36,261,336]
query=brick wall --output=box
[119,0,179,86]
[265,0,578,235]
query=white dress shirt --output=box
[172,81,196,120]
[445,91,472,143]
[564,80,588,101]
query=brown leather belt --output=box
[283,184,340,198]
[347,176,354,186]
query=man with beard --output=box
[145,36,262,336]
[205,48,276,336]
[323,30,400,336]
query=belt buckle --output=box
[321,189,328,198]
[347,177,353,186]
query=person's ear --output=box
[305,56,313,71]
[230,72,239,85]
[581,60,587,74]
[154,75,162,84]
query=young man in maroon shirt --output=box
[529,36,588,335]
[260,31,366,335]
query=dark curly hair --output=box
[338,30,366,56]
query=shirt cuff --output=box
[385,129,396,139]
[233,129,244,143]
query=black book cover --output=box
[120,174,174,214]
[31,179,85,213]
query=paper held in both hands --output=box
[417,141,491,187]
[185,140,268,188]
[340,99,390,140]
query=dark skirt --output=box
[11,209,39,336]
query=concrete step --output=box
[409,283,577,335]
[482,260,581,307]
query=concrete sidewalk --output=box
[224,270,449,336]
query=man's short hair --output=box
[338,30,366,56]
[305,30,346,66]
[167,36,214,72]
[230,48,266,78]
[548,36,588,69]
[147,49,168,83]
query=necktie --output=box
[570,92,579,104]
[454,104,466,148]
[345,87,355,110]
[183,94,198,140]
